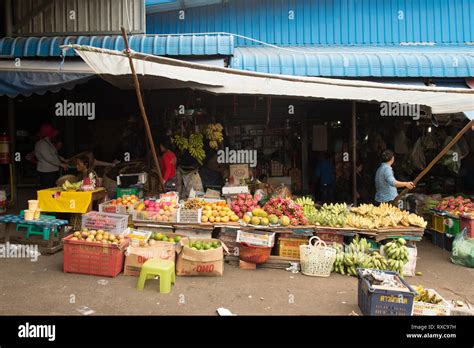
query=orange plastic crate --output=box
[278,237,308,259]
[63,235,129,277]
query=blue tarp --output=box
[0,71,94,98]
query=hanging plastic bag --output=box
[409,138,426,170]
[450,229,474,268]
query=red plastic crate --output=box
[63,234,129,277]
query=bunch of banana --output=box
[345,236,371,254]
[349,203,426,229]
[346,213,377,229]
[62,180,81,191]
[366,251,389,270]
[313,203,347,227]
[302,204,318,225]
[383,238,409,274]
[321,203,348,215]
[205,123,224,150]
[332,243,346,275]
[343,251,370,276]
[406,214,427,228]
[413,285,443,304]
[171,135,189,152]
[188,133,206,164]
[295,196,315,208]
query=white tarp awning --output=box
[69,45,474,115]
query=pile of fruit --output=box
[230,193,260,219]
[347,203,427,229]
[201,201,239,224]
[241,208,283,227]
[134,198,178,222]
[413,285,444,304]
[295,197,318,224]
[150,232,182,244]
[187,240,221,251]
[110,195,140,207]
[435,196,474,215]
[263,197,308,226]
[332,237,390,276]
[71,228,126,245]
[205,123,224,150]
[62,180,81,192]
[183,198,203,210]
[312,203,348,227]
[383,238,409,274]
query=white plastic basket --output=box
[299,236,337,277]
[81,211,129,235]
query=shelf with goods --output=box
[226,123,293,178]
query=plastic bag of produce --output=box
[450,229,474,268]
[273,184,292,199]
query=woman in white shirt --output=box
[34,124,68,189]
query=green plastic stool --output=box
[137,259,175,293]
[16,210,58,241]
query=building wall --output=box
[12,0,145,36]
[146,0,474,46]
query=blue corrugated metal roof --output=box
[230,45,474,77]
[147,0,474,46]
[0,34,234,57]
[146,0,223,13]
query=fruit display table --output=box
[37,187,106,214]
[0,214,69,254]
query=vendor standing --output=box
[159,139,177,191]
[35,124,68,189]
[375,149,415,204]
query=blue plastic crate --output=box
[357,269,417,316]
[432,231,444,249]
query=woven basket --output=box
[299,236,336,277]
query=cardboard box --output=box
[124,243,176,277]
[412,289,451,316]
[229,164,249,184]
[176,238,228,276]
[236,230,275,247]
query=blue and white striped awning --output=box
[230,44,474,78]
[0,34,234,58]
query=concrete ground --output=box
[0,238,472,316]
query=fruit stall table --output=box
[37,187,107,213]
[0,214,69,254]
[312,225,425,242]
[37,187,107,230]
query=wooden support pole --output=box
[352,101,357,206]
[394,119,474,203]
[8,98,16,205]
[121,27,165,192]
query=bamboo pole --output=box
[121,27,165,192]
[394,119,474,203]
[352,101,357,206]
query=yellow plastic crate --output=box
[431,214,446,233]
[278,237,308,259]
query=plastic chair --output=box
[137,259,175,293]
[16,210,58,241]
